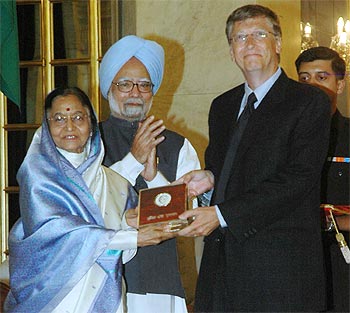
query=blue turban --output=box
[99,35,164,99]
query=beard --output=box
[108,92,152,122]
[124,101,145,119]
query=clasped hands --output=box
[130,115,220,238]
[131,115,165,182]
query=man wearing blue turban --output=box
[99,35,201,313]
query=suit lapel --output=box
[212,86,244,203]
[229,71,289,176]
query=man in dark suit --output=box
[295,46,349,313]
[177,4,331,312]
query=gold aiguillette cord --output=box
[329,208,350,264]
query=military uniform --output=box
[321,110,350,312]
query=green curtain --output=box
[0,0,20,107]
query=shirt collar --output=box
[244,67,282,108]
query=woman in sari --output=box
[4,87,174,312]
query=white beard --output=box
[108,92,152,122]
[124,103,144,119]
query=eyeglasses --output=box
[231,30,276,44]
[47,113,89,127]
[112,80,154,93]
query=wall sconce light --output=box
[300,22,319,53]
[330,17,350,69]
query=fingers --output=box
[136,116,165,140]
[126,207,137,215]
[177,171,195,184]
[171,171,199,197]
[177,226,194,237]
[177,206,220,237]
[141,147,158,181]
[172,170,215,197]
[131,116,166,163]
[178,209,197,220]
[171,178,183,185]
[137,223,177,247]
[188,189,199,198]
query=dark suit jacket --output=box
[196,70,331,312]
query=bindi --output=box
[66,107,70,111]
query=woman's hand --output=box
[137,223,178,247]
[125,207,138,228]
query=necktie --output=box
[213,92,257,203]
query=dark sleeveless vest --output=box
[100,115,185,298]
